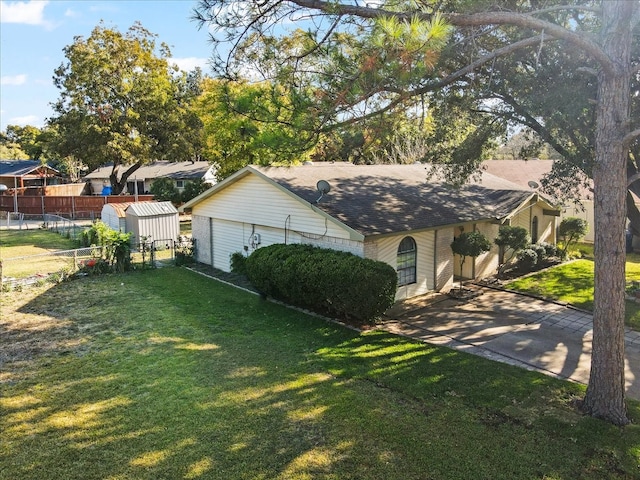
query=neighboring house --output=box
[0,160,61,190]
[84,161,216,196]
[181,163,559,301]
[482,159,595,242]
[101,201,179,244]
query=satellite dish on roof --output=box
[317,180,331,194]
[528,180,540,190]
[315,180,331,203]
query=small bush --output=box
[245,244,397,323]
[538,242,558,258]
[230,251,248,275]
[517,248,538,272]
[78,221,132,273]
[529,243,547,265]
[175,236,195,266]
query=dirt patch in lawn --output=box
[0,283,94,384]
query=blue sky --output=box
[0,0,214,131]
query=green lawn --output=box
[0,229,79,256]
[1,268,638,480]
[0,229,83,281]
[506,254,640,331]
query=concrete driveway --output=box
[382,286,640,401]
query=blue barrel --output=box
[101,186,112,195]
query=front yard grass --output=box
[1,268,639,480]
[506,255,640,331]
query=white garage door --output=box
[212,218,246,272]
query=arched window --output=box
[532,216,539,243]
[397,236,417,286]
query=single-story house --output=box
[0,160,61,191]
[84,161,216,196]
[482,160,595,242]
[181,163,560,301]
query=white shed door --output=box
[212,218,245,272]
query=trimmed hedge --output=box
[245,244,397,323]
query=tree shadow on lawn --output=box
[2,270,639,479]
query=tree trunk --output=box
[109,162,143,195]
[581,0,633,426]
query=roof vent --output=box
[315,180,331,203]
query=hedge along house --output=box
[181,163,559,301]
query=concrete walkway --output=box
[382,285,640,401]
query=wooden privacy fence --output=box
[0,194,154,219]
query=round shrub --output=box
[538,242,558,258]
[516,248,538,272]
[245,244,397,323]
[529,243,547,265]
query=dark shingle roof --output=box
[482,159,594,200]
[255,163,537,236]
[0,160,58,177]
[84,161,214,181]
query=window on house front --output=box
[397,236,417,286]
[532,216,539,243]
[176,180,185,189]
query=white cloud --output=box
[0,1,53,28]
[64,8,79,18]
[9,114,41,126]
[1,74,27,86]
[170,57,209,72]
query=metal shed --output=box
[100,202,134,232]
[125,201,179,245]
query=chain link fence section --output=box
[2,212,92,241]
[130,237,195,268]
[1,246,105,289]
[43,214,91,241]
[2,236,195,289]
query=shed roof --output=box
[126,201,178,217]
[184,163,558,237]
[0,160,59,177]
[103,202,137,218]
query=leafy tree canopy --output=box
[48,22,204,194]
[194,78,314,180]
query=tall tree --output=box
[2,125,47,160]
[194,77,315,179]
[194,0,639,425]
[49,22,203,194]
